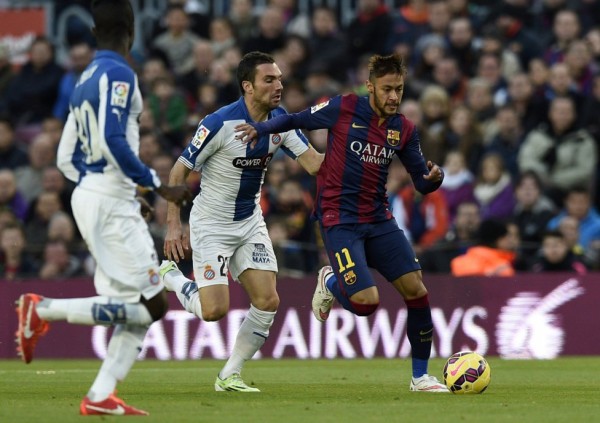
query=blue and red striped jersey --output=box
[253,94,443,227]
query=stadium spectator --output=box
[0,169,28,222]
[493,2,543,69]
[24,190,63,257]
[451,218,516,277]
[478,26,522,80]
[176,40,215,104]
[0,221,37,280]
[151,5,200,76]
[544,62,586,120]
[0,36,64,130]
[443,104,484,175]
[52,42,94,121]
[15,133,57,205]
[473,153,515,221]
[40,117,64,146]
[528,57,551,97]
[308,6,347,83]
[242,6,287,54]
[0,116,28,170]
[476,53,508,107]
[543,9,581,65]
[41,166,74,218]
[38,239,83,279]
[518,96,597,205]
[563,39,595,96]
[465,77,498,143]
[582,73,600,145]
[586,26,600,69]
[557,215,590,266]
[235,53,449,392]
[147,75,188,146]
[344,0,392,68]
[208,17,237,58]
[228,0,258,45]
[547,188,600,256]
[275,34,311,82]
[269,0,311,37]
[426,0,452,38]
[140,56,170,97]
[392,173,449,255]
[484,105,525,179]
[412,34,447,91]
[386,0,430,59]
[432,56,468,105]
[418,85,450,166]
[506,71,547,134]
[532,230,588,274]
[447,16,479,77]
[512,171,557,266]
[420,201,481,273]
[439,150,475,222]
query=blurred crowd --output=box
[1,0,600,280]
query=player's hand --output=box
[423,161,443,183]
[164,223,189,262]
[136,196,154,221]
[156,184,192,207]
[234,123,259,149]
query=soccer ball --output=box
[443,351,491,394]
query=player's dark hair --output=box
[237,51,275,95]
[368,54,406,81]
[91,0,134,48]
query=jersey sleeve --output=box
[100,68,160,189]
[178,113,224,171]
[253,96,342,135]
[56,111,85,183]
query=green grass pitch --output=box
[1,357,598,423]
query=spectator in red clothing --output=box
[390,166,449,255]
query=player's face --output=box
[250,63,283,112]
[367,73,404,118]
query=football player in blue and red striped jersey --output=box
[235,53,449,392]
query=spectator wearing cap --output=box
[450,218,517,277]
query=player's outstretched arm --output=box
[163,161,192,262]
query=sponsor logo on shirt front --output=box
[232,153,273,169]
[110,81,130,108]
[191,125,210,148]
[349,140,395,165]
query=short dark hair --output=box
[236,51,275,95]
[368,54,406,81]
[91,0,134,47]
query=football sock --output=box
[405,294,433,378]
[87,324,147,402]
[220,304,275,379]
[325,274,354,311]
[162,269,203,318]
[36,297,153,326]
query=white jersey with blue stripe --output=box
[180,97,310,222]
[57,50,160,200]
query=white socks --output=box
[220,304,275,379]
[87,324,148,402]
[36,297,153,326]
[163,269,203,318]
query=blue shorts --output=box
[319,220,421,297]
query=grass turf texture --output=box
[0,357,598,423]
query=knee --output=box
[201,304,228,322]
[252,292,280,313]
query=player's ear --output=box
[242,80,253,95]
[366,80,374,94]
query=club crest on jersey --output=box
[387,130,401,146]
[271,134,282,145]
[148,269,160,285]
[192,125,210,148]
[343,270,357,285]
[310,100,329,114]
[232,153,273,169]
[203,265,216,280]
[110,81,130,108]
